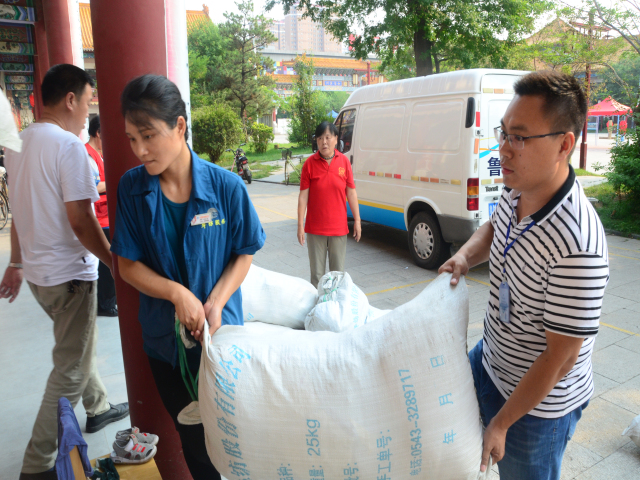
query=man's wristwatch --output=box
[8,262,23,269]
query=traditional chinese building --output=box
[269,55,385,98]
[0,0,37,128]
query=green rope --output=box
[175,319,199,402]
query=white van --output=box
[335,68,528,269]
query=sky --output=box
[185,0,284,23]
[185,0,622,38]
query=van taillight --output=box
[467,178,479,211]
[476,111,480,127]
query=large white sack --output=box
[241,264,317,329]
[622,414,640,448]
[368,304,392,321]
[201,273,487,480]
[305,271,370,332]
[0,90,22,152]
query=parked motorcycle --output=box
[226,143,252,184]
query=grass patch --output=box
[217,143,312,164]
[584,182,640,236]
[574,168,603,177]
[249,163,280,180]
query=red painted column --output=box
[42,0,73,65]
[90,2,191,479]
[32,0,49,119]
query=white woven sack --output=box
[241,264,317,329]
[201,273,487,480]
[622,414,640,448]
[368,305,392,322]
[0,90,22,152]
[304,271,371,332]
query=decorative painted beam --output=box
[0,21,34,42]
[5,74,33,83]
[5,82,33,90]
[0,5,36,22]
[0,40,34,55]
[0,61,33,72]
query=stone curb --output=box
[605,228,640,240]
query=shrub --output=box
[192,103,243,162]
[601,115,640,208]
[249,122,274,154]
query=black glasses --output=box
[494,127,566,150]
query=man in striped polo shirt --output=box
[440,70,609,480]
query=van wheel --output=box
[408,212,448,270]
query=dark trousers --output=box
[147,355,221,480]
[97,227,117,312]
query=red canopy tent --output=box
[587,96,632,145]
[588,96,632,116]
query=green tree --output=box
[218,1,277,122]
[192,103,244,162]
[288,58,333,146]
[249,122,274,153]
[268,0,552,76]
[599,52,640,107]
[188,22,227,104]
[316,91,351,115]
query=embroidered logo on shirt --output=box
[338,167,346,178]
[208,207,219,219]
[201,218,226,229]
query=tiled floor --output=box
[1,179,639,479]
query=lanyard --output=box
[502,218,535,275]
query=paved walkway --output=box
[1,180,639,479]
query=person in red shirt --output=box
[85,115,117,317]
[619,117,628,142]
[297,121,362,287]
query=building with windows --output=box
[267,5,342,54]
[269,55,385,98]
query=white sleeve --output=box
[59,140,100,203]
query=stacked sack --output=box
[204,272,488,480]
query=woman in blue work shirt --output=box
[111,75,265,480]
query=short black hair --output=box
[121,74,189,142]
[88,115,100,138]
[315,121,339,138]
[41,64,94,107]
[513,70,587,142]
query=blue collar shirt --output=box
[111,149,266,367]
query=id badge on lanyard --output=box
[500,218,535,324]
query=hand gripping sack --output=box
[304,271,371,332]
[200,273,488,479]
[241,264,317,329]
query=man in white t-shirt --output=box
[0,64,129,480]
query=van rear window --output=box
[408,101,463,153]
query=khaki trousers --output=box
[307,233,347,288]
[23,280,110,474]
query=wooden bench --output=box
[66,447,162,480]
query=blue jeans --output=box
[468,340,588,480]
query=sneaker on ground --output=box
[86,402,129,434]
[116,426,159,446]
[111,434,157,464]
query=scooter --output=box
[226,144,252,184]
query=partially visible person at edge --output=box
[111,74,265,480]
[297,121,361,287]
[439,70,609,480]
[0,64,129,480]
[619,116,628,142]
[85,115,118,317]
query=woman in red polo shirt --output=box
[297,121,362,287]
